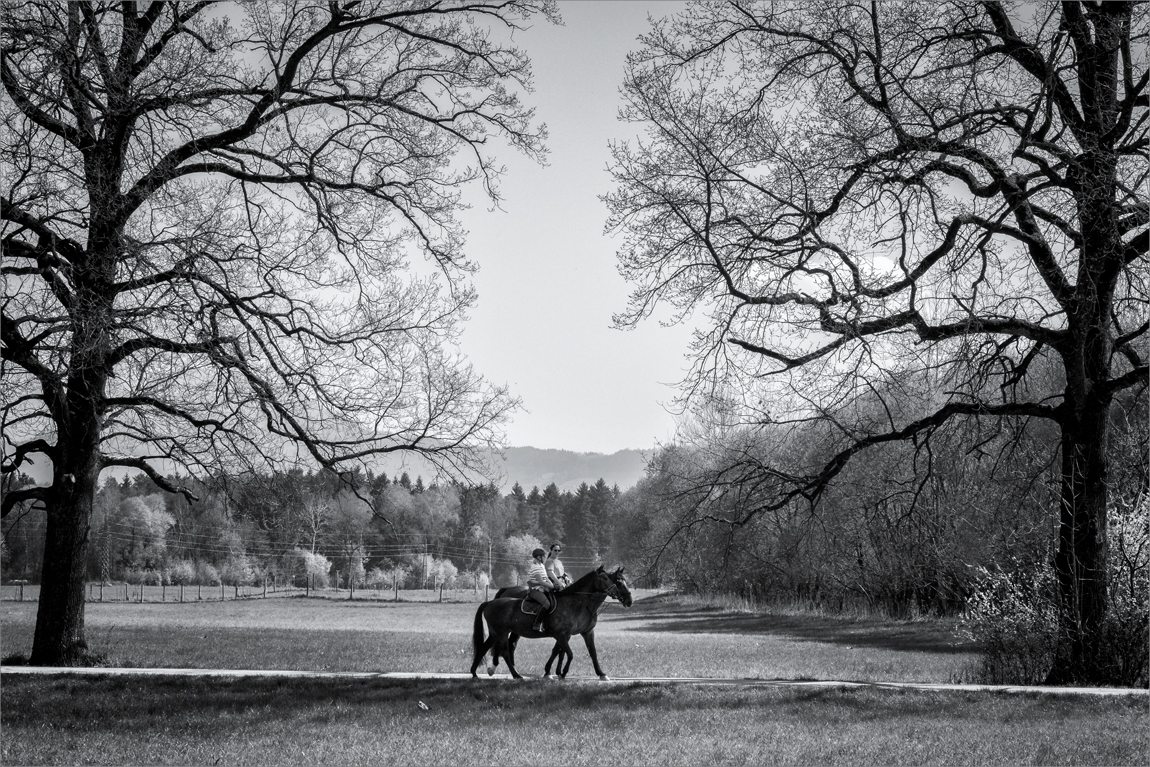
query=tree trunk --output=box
[30,470,97,665]
[1047,401,1111,684]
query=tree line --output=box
[2,470,629,592]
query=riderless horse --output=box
[471,566,632,679]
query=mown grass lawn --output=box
[0,591,977,682]
[2,674,1145,766]
[3,593,1142,766]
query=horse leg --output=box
[544,641,563,678]
[495,633,522,680]
[582,629,610,680]
[552,636,574,679]
[508,633,519,668]
[559,643,574,678]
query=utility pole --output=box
[488,539,492,582]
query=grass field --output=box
[1,591,976,681]
[2,675,1146,766]
[3,593,1145,766]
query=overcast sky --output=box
[456,1,692,455]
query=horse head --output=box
[589,565,632,607]
[608,566,633,607]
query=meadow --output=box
[2,592,1146,766]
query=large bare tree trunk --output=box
[31,472,96,664]
[1049,404,1111,683]
[30,256,111,665]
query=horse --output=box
[471,566,632,680]
[493,566,632,678]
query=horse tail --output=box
[472,602,488,661]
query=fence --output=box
[0,580,502,604]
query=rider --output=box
[545,542,571,587]
[526,547,559,633]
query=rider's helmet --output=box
[532,548,546,559]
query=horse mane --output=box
[557,568,603,594]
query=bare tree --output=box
[607,0,1147,682]
[1,0,555,664]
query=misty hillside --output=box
[375,447,651,494]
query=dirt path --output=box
[2,665,1143,697]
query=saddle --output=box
[519,589,557,617]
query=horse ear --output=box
[597,565,605,572]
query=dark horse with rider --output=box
[471,547,633,679]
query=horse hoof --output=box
[486,665,494,677]
[599,674,611,681]
[544,674,555,680]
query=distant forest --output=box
[1,468,643,591]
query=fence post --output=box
[100,582,103,602]
[180,584,184,603]
[198,583,202,601]
[349,575,354,601]
[19,582,23,602]
[394,578,398,602]
[162,581,166,602]
[221,583,225,601]
[235,584,239,600]
[484,584,489,601]
[439,582,444,603]
[306,574,310,597]
[125,583,129,601]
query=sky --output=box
[455,1,693,455]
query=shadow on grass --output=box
[4,674,1142,743]
[613,596,975,655]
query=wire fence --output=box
[0,580,514,605]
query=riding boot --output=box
[532,617,544,633]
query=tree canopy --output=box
[1,0,557,664]
[607,0,1147,682]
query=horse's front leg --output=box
[582,629,609,680]
[551,635,574,679]
[559,643,574,678]
[544,640,565,678]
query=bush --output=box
[962,499,1149,688]
[195,561,221,586]
[124,568,163,586]
[960,562,1060,685]
[220,555,255,586]
[366,564,411,589]
[166,560,196,585]
[1089,497,1149,686]
[287,548,332,588]
[458,570,490,590]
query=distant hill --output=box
[14,446,652,496]
[375,447,651,494]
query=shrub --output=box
[367,563,411,589]
[220,555,255,586]
[960,561,1059,685]
[458,569,490,590]
[1089,497,1149,686]
[287,548,331,588]
[427,556,458,588]
[166,560,196,585]
[195,561,221,586]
